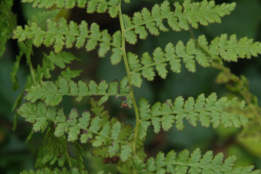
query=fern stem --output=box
[27,58,36,84]
[118,0,140,159]
[65,150,72,168]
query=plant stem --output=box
[118,1,141,155]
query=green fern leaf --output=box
[129,34,261,83]
[13,18,122,63]
[18,101,134,161]
[208,34,261,62]
[124,0,235,44]
[138,93,249,136]
[25,77,130,106]
[142,148,260,174]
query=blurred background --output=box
[1,0,261,173]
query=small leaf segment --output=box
[128,35,261,88]
[134,148,260,174]
[123,0,235,44]
[17,101,134,162]
[138,93,248,139]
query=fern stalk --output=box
[118,1,141,156]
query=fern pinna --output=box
[12,0,261,173]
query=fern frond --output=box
[123,0,235,44]
[135,148,260,174]
[21,167,88,174]
[24,77,130,106]
[13,18,122,63]
[128,35,261,87]
[137,93,248,138]
[17,101,133,162]
[21,0,120,18]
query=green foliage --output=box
[0,0,16,57]
[17,100,133,162]
[7,0,261,173]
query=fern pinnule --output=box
[138,93,248,138]
[123,0,235,44]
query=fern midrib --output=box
[27,91,129,97]
[118,1,141,163]
[140,108,238,122]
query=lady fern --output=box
[10,0,261,173]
